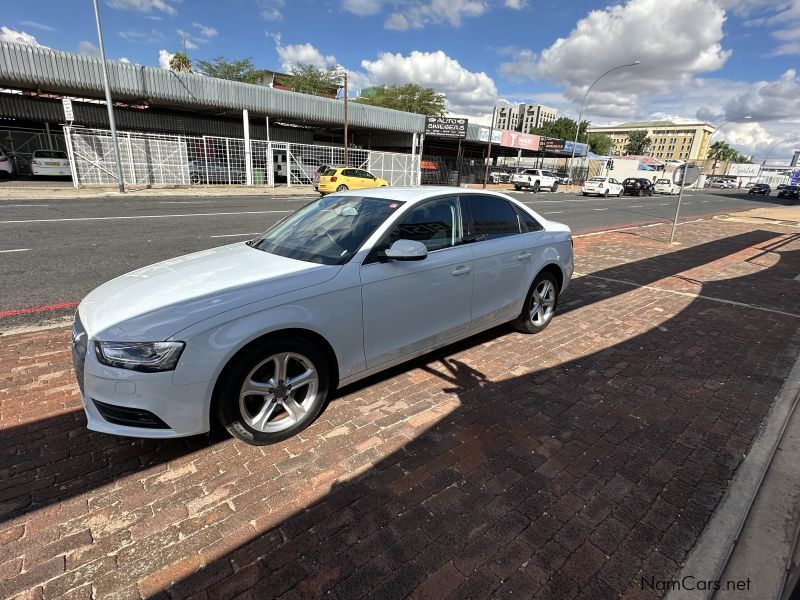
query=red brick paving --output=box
[1,220,799,599]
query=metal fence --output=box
[63,127,420,188]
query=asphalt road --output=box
[0,188,788,331]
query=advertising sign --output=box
[791,168,800,186]
[500,131,540,151]
[727,163,761,177]
[424,116,468,138]
[477,126,502,144]
[542,138,566,152]
[62,98,74,122]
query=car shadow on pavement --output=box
[1,230,798,600]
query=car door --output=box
[355,169,378,188]
[609,178,622,195]
[465,194,536,329]
[360,195,474,369]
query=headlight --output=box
[94,341,185,372]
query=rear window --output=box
[656,179,670,184]
[587,177,606,182]
[322,168,338,176]
[33,150,68,159]
[623,178,637,184]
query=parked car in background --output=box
[511,169,559,192]
[317,167,388,194]
[71,187,574,445]
[0,146,14,178]
[708,179,733,189]
[777,184,787,191]
[312,164,329,189]
[622,178,655,196]
[748,183,771,196]
[489,170,512,184]
[581,177,622,197]
[777,185,799,201]
[189,160,247,184]
[31,149,70,177]
[654,178,678,194]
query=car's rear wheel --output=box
[582,192,588,196]
[532,181,540,193]
[336,184,348,192]
[217,336,329,445]
[637,189,643,197]
[603,189,609,197]
[551,182,559,192]
[513,272,559,334]
[514,184,521,191]
[190,172,202,185]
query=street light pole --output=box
[343,72,349,167]
[569,61,639,182]
[92,0,125,193]
[704,116,751,182]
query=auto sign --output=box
[424,117,468,139]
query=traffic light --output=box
[607,159,614,170]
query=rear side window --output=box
[514,206,543,232]
[466,195,521,240]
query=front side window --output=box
[467,195,522,240]
[385,196,463,252]
[342,169,359,177]
[251,196,403,265]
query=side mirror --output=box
[384,239,428,261]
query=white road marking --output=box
[209,232,261,238]
[631,205,643,208]
[160,200,213,204]
[0,248,30,254]
[658,203,669,206]
[593,208,609,211]
[0,204,50,207]
[543,211,563,215]
[0,210,293,225]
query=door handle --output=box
[516,252,532,260]
[451,266,471,276]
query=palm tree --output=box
[707,141,738,179]
[169,52,192,73]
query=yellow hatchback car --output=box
[317,167,389,194]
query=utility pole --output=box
[343,72,349,167]
[482,106,497,190]
[92,0,125,193]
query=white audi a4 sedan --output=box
[72,187,573,445]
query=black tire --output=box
[514,184,521,191]
[190,172,203,185]
[637,189,643,197]
[216,336,330,445]
[513,271,559,334]
[648,189,654,196]
[532,181,540,193]
[336,184,348,192]
[604,189,609,198]
[582,192,588,197]
[551,182,559,192]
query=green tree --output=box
[355,84,446,116]
[624,130,652,155]
[196,56,268,84]
[587,132,614,155]
[169,52,192,73]
[531,117,588,143]
[733,153,752,164]
[284,64,344,97]
[707,140,739,162]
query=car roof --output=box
[331,185,521,205]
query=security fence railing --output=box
[63,127,421,188]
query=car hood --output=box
[79,243,340,341]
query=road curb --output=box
[667,339,800,600]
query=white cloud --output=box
[258,0,285,20]
[107,0,177,15]
[717,69,800,122]
[119,29,165,43]
[504,0,527,8]
[120,57,131,63]
[384,0,487,29]
[342,0,383,14]
[177,29,199,50]
[359,50,498,115]
[499,0,731,118]
[19,21,56,32]
[0,26,43,46]
[192,22,218,38]
[158,49,174,69]
[78,41,100,57]
[276,42,337,70]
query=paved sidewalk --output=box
[1,216,799,599]
[0,184,316,201]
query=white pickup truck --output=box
[511,169,560,192]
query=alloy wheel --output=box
[529,279,556,326]
[238,352,319,433]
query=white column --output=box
[243,109,253,186]
[417,134,425,186]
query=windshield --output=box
[251,195,403,265]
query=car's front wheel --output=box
[513,272,559,334]
[217,336,329,445]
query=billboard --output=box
[477,126,502,144]
[791,168,800,186]
[424,116,468,138]
[727,163,761,177]
[500,131,540,151]
[542,138,565,152]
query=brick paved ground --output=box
[1,219,799,600]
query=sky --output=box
[1,0,799,160]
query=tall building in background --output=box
[586,121,716,161]
[493,103,557,133]
[790,149,800,167]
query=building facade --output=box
[493,103,557,133]
[586,120,716,161]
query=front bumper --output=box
[72,319,212,439]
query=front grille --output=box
[92,399,170,429]
[71,314,87,395]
